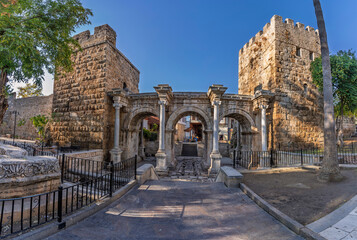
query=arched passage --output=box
[165,106,213,168]
[219,107,257,151]
[122,107,159,160]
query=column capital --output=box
[113,102,123,109]
[158,100,168,106]
[259,104,269,110]
[212,100,221,107]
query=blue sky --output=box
[26,0,357,95]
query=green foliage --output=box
[17,83,43,98]
[151,123,158,131]
[17,118,25,126]
[310,50,357,117]
[143,128,158,141]
[4,82,13,97]
[30,114,49,142]
[0,0,93,86]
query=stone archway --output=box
[165,106,213,169]
[219,107,257,151]
[122,106,159,160]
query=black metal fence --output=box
[232,147,357,170]
[0,140,138,239]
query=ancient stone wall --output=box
[239,15,324,149]
[51,24,140,160]
[0,94,53,140]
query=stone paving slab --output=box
[319,206,357,240]
[47,180,303,240]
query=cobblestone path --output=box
[47,180,302,240]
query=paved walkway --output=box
[47,180,302,240]
[308,195,357,240]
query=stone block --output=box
[136,164,159,184]
[215,166,243,188]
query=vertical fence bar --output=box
[233,150,236,168]
[109,162,113,197]
[135,155,137,180]
[61,154,65,183]
[57,186,63,223]
[300,149,303,166]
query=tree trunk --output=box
[0,69,8,124]
[313,0,343,182]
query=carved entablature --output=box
[0,156,60,180]
[253,89,274,112]
[108,88,129,107]
[207,84,227,104]
[154,84,173,104]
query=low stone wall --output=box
[0,155,60,198]
[219,142,230,157]
[174,142,183,156]
[65,149,103,161]
[144,141,159,157]
[0,94,53,140]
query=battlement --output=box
[73,24,117,47]
[239,15,319,55]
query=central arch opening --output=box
[166,108,212,177]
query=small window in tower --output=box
[296,47,301,57]
[123,82,127,90]
[309,52,314,60]
[303,83,308,94]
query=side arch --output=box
[219,107,256,130]
[123,106,159,130]
[166,105,212,131]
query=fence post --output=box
[233,150,236,168]
[300,149,303,166]
[61,154,65,183]
[109,162,113,197]
[134,155,137,180]
[270,149,274,167]
[57,186,63,223]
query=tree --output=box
[0,0,92,122]
[17,83,43,98]
[311,50,357,147]
[30,114,49,143]
[312,0,343,182]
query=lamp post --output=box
[11,110,19,144]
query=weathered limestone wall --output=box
[0,94,53,140]
[51,24,140,161]
[239,15,323,149]
[340,117,357,137]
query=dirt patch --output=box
[242,168,357,225]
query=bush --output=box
[143,128,158,141]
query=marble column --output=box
[155,100,168,174]
[138,121,145,160]
[259,104,269,168]
[236,121,240,151]
[209,100,222,174]
[110,103,122,163]
[260,104,268,151]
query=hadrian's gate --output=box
[48,15,324,173]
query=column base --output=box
[110,148,123,164]
[155,151,168,176]
[208,152,222,175]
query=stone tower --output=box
[238,15,323,149]
[51,24,140,157]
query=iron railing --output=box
[0,156,137,239]
[233,147,357,169]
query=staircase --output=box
[181,143,198,156]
